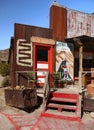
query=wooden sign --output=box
[31,36,55,45]
[67,9,94,38]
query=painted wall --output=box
[56,41,74,80]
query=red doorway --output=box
[33,43,54,87]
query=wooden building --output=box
[9,23,55,88]
[50,3,94,83]
[9,3,94,89]
[7,2,94,117]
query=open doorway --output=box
[37,46,48,61]
[34,44,54,87]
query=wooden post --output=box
[73,38,83,92]
[79,46,83,72]
[79,45,83,92]
[77,42,83,118]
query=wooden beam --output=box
[73,38,83,91]
[73,38,83,46]
[79,45,83,71]
[78,45,83,92]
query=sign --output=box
[31,36,55,45]
[67,9,94,38]
[56,41,74,80]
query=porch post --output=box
[79,45,83,92]
[73,38,83,92]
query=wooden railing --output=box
[15,70,50,108]
[42,72,50,107]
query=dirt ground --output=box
[0,87,43,130]
[0,87,94,130]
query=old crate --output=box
[5,88,37,109]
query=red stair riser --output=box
[43,91,80,121]
[47,103,77,110]
[52,92,78,99]
[41,112,81,122]
[50,97,77,103]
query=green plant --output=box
[1,76,11,87]
[0,63,9,76]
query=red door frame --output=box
[33,42,54,74]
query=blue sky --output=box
[0,0,94,50]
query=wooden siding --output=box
[9,23,53,87]
[9,37,15,87]
[14,23,53,70]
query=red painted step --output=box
[41,110,81,121]
[52,92,78,99]
[42,91,81,121]
[47,103,77,111]
[50,97,77,103]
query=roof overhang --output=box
[65,35,94,51]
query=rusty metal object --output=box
[50,5,67,41]
[5,88,37,109]
[82,90,94,113]
[83,98,94,112]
